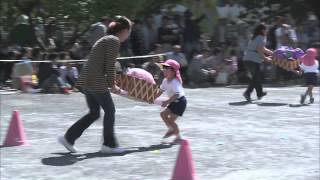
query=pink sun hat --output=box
[161,59,182,84]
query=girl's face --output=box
[163,66,175,80]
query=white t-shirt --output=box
[275,26,298,49]
[160,78,185,98]
[59,66,79,82]
[300,60,319,73]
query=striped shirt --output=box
[76,35,120,92]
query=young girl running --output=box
[155,59,187,143]
[297,48,319,104]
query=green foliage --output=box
[1,0,182,47]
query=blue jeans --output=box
[65,90,118,148]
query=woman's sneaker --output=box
[310,97,315,104]
[100,145,125,154]
[300,95,306,104]
[243,92,251,102]
[258,92,267,100]
[58,136,78,153]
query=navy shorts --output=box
[168,96,187,116]
[304,73,317,86]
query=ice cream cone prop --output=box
[271,46,304,71]
[116,74,159,104]
[3,110,28,147]
[172,139,197,180]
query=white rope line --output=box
[0,53,166,62]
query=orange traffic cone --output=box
[172,139,197,180]
[3,110,28,147]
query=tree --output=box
[1,0,181,49]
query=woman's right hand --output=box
[264,56,272,62]
[111,85,121,94]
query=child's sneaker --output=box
[58,136,78,153]
[163,130,174,139]
[300,95,306,104]
[310,97,315,104]
[171,137,182,145]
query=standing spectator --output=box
[267,16,284,50]
[9,14,35,47]
[305,11,320,45]
[130,19,146,65]
[275,17,298,49]
[87,16,110,48]
[274,19,298,82]
[0,48,20,86]
[142,15,158,53]
[45,17,64,51]
[69,40,90,60]
[183,10,205,60]
[158,16,181,51]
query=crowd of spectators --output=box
[1,0,319,92]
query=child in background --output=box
[155,59,187,143]
[297,48,319,104]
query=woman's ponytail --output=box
[107,16,132,35]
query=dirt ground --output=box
[0,86,319,180]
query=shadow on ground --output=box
[229,101,288,107]
[41,143,174,166]
[256,102,288,106]
[228,101,251,106]
[289,104,310,107]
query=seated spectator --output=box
[59,63,79,88]
[142,44,165,85]
[223,49,239,84]
[187,48,217,87]
[166,45,188,82]
[38,53,68,93]
[214,59,236,85]
[11,47,34,91]
[165,45,188,67]
[142,57,163,85]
